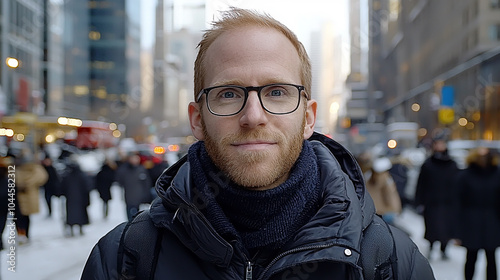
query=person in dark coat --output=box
[95,159,116,219]
[144,155,169,203]
[455,147,500,280]
[40,156,61,217]
[389,153,412,208]
[61,155,90,236]
[81,8,434,279]
[415,138,459,260]
[0,156,13,251]
[115,152,151,221]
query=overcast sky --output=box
[209,0,350,51]
[141,0,350,52]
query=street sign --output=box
[438,107,455,124]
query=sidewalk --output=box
[396,208,500,280]
[1,185,128,280]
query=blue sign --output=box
[441,86,454,107]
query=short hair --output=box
[194,7,311,100]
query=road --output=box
[1,185,498,280]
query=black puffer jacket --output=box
[456,164,500,250]
[82,133,434,279]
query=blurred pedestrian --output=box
[388,152,412,208]
[95,158,117,219]
[146,155,169,202]
[40,155,61,218]
[13,148,48,244]
[356,150,372,174]
[61,154,91,236]
[0,155,14,250]
[365,157,402,225]
[415,138,459,260]
[116,152,151,221]
[455,147,500,280]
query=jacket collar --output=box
[151,132,375,268]
[309,132,375,230]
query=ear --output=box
[188,102,205,140]
[303,99,317,139]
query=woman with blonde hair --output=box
[365,157,402,225]
[14,148,48,244]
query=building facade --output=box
[1,0,145,149]
[88,0,141,128]
[153,0,204,141]
[369,0,500,144]
[343,0,381,154]
[0,0,44,116]
[62,0,91,119]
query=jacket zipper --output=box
[256,243,342,280]
[245,261,253,280]
[168,186,353,279]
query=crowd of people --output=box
[0,143,171,246]
[358,137,500,280]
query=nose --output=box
[239,91,268,128]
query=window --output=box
[389,0,400,21]
[489,24,500,40]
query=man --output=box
[115,152,152,221]
[388,152,412,208]
[415,137,459,261]
[40,155,61,217]
[82,8,434,279]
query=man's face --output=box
[42,158,51,166]
[128,154,141,166]
[432,140,447,153]
[189,26,316,190]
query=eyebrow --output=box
[211,77,295,87]
[212,79,245,87]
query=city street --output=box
[1,185,499,280]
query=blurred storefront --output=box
[1,113,120,154]
[366,0,500,146]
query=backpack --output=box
[117,211,162,280]
[118,211,399,280]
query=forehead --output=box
[204,25,301,85]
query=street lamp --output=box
[2,57,20,116]
[5,57,19,68]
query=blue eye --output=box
[212,87,244,101]
[222,91,236,98]
[270,89,283,97]
[264,86,291,98]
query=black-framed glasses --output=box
[196,83,307,116]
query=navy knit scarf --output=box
[188,140,321,253]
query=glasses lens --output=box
[206,86,246,115]
[261,84,300,114]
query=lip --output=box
[231,140,277,150]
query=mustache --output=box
[220,129,283,145]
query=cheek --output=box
[279,113,306,135]
[201,115,231,141]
